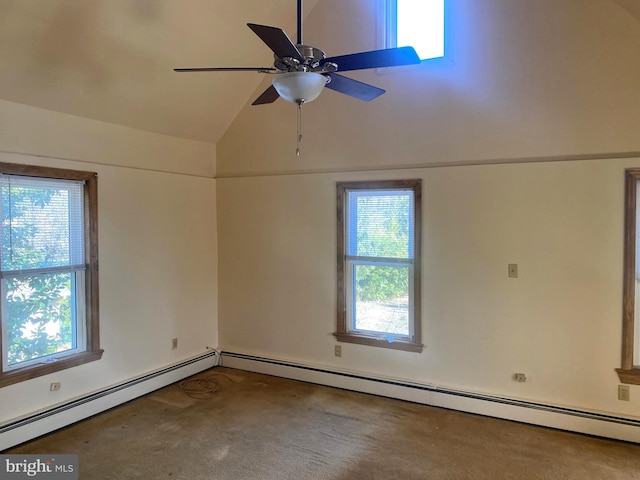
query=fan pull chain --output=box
[296,101,303,156]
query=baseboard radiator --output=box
[221,351,640,444]
[0,351,218,451]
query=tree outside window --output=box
[336,179,422,352]
[0,163,101,388]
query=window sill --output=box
[334,332,423,353]
[0,350,104,388]
[616,368,640,385]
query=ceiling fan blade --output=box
[247,23,304,62]
[252,85,280,105]
[325,73,385,102]
[322,46,420,72]
[174,67,277,72]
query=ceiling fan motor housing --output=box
[275,44,333,72]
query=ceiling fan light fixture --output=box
[272,72,328,104]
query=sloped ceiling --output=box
[0,0,637,146]
[0,0,318,144]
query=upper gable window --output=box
[384,0,445,61]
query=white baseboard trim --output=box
[221,351,640,444]
[0,350,218,451]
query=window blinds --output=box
[346,189,414,259]
[0,175,85,272]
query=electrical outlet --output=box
[508,264,518,278]
[618,385,630,401]
[50,382,61,392]
[172,338,178,350]
[513,373,527,383]
[334,345,342,357]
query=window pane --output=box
[0,176,84,271]
[353,264,409,335]
[397,0,445,60]
[347,190,413,258]
[0,165,100,387]
[337,179,421,352]
[636,181,640,279]
[636,178,640,366]
[4,272,75,367]
[635,279,640,367]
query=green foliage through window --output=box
[337,179,421,351]
[1,176,84,369]
[347,191,412,304]
[355,264,409,302]
[5,273,73,366]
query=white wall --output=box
[0,99,216,177]
[0,100,218,423]
[217,159,639,417]
[216,0,640,420]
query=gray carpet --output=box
[7,367,640,479]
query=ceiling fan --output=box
[173,0,421,106]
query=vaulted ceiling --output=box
[0,0,318,144]
[0,0,636,145]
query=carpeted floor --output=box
[7,367,640,479]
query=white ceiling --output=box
[0,0,636,145]
[0,0,318,144]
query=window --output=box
[336,180,422,352]
[618,168,640,385]
[0,163,102,387]
[383,0,445,61]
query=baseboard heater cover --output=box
[0,351,218,451]
[221,351,640,443]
